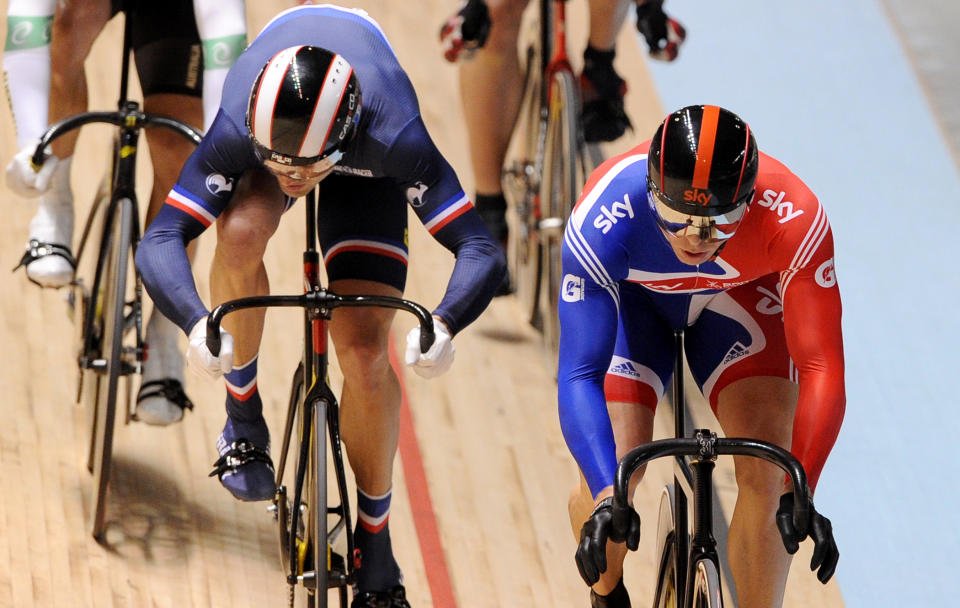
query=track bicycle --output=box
[502,0,603,352]
[205,189,436,608]
[25,13,202,541]
[611,330,830,608]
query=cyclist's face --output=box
[666,232,725,265]
[264,158,337,197]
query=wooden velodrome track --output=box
[0,2,845,606]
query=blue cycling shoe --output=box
[209,416,276,502]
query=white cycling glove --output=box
[404,318,455,379]
[187,316,234,380]
[5,141,59,198]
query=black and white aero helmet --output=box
[247,45,362,166]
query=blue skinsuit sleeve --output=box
[386,117,506,335]
[136,112,252,334]
[556,220,628,499]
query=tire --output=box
[78,181,113,472]
[691,558,723,608]
[311,397,329,607]
[538,68,583,362]
[502,42,545,329]
[89,196,135,540]
[654,485,680,608]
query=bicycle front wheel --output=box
[538,68,583,361]
[88,196,135,541]
[654,485,680,608]
[691,558,723,608]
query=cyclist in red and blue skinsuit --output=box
[562,105,843,608]
[135,6,505,607]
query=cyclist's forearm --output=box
[136,212,209,334]
[432,234,505,335]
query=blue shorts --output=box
[313,175,409,292]
[604,273,795,412]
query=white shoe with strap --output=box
[136,311,193,426]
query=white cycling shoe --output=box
[136,312,193,426]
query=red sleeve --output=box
[778,211,845,493]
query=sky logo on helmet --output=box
[205,173,235,196]
[683,188,712,206]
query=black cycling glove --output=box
[575,497,641,586]
[776,491,839,583]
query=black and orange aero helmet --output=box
[647,105,758,241]
[247,45,361,166]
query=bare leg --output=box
[332,279,403,496]
[209,169,285,367]
[586,0,632,51]
[459,0,528,195]
[716,376,799,608]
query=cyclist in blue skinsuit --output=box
[135,6,506,606]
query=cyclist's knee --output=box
[732,456,785,505]
[337,338,393,384]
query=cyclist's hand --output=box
[635,0,686,62]
[439,0,491,62]
[776,492,839,583]
[5,141,59,198]
[405,318,455,378]
[575,497,641,586]
[187,317,234,380]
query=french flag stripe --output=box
[299,55,352,158]
[358,511,390,533]
[324,239,408,265]
[226,380,258,402]
[252,46,303,149]
[424,194,472,234]
[166,189,217,227]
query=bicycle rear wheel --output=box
[654,485,680,608]
[503,42,545,328]
[538,68,583,361]
[691,558,723,608]
[88,196,135,540]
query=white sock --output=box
[193,0,246,131]
[3,0,55,147]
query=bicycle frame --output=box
[205,189,435,606]
[612,330,813,608]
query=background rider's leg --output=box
[136,92,204,424]
[25,0,111,287]
[716,376,798,608]
[586,0,631,51]
[459,0,527,197]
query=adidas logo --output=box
[722,342,749,365]
[609,360,642,379]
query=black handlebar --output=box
[31,106,203,167]
[204,290,436,357]
[612,435,812,539]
